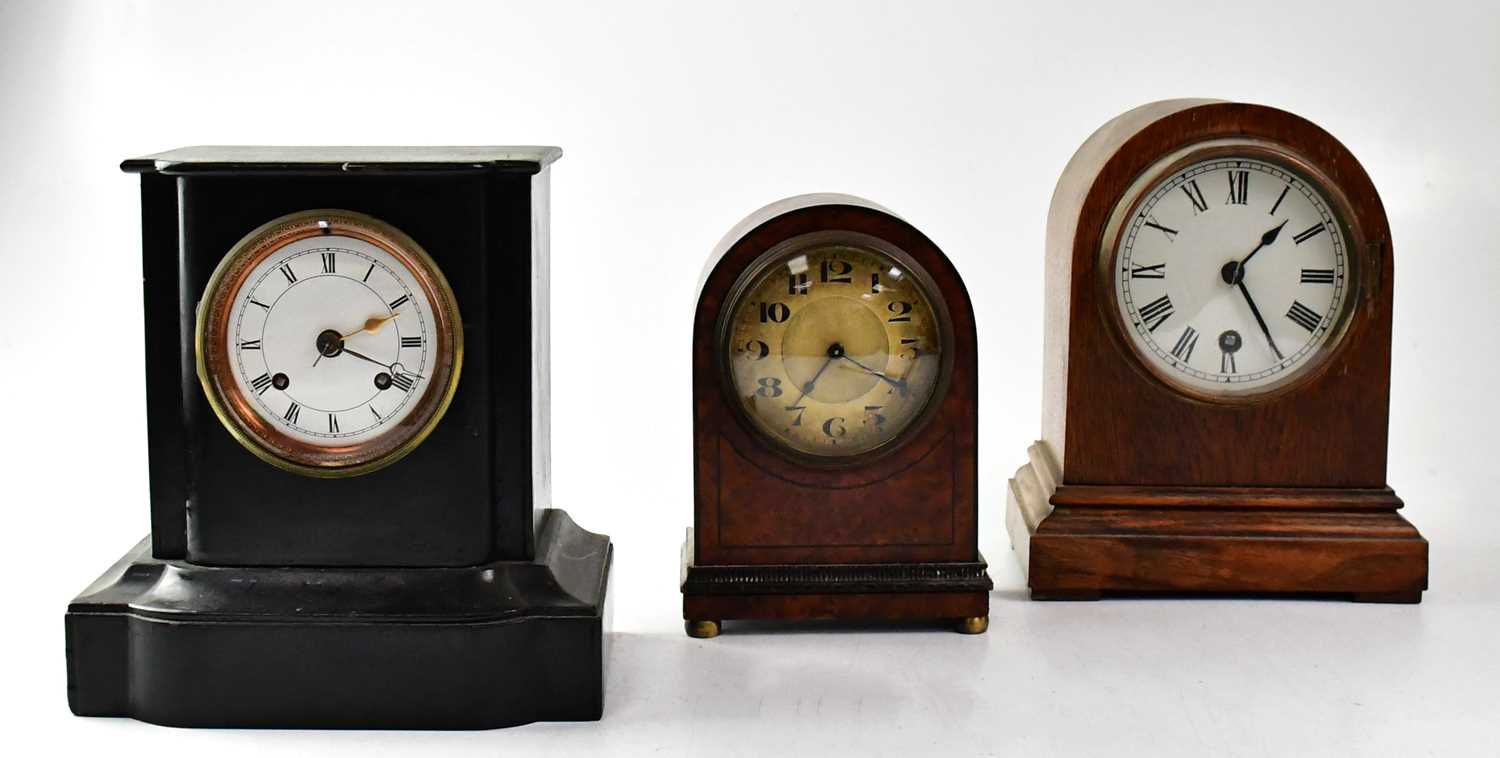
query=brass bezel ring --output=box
[715,229,956,466]
[195,209,463,478]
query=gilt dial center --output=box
[725,241,946,458]
[781,296,889,404]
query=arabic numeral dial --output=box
[725,241,948,458]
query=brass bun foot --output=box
[685,620,721,639]
[956,615,988,635]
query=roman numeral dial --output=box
[200,211,460,476]
[1170,326,1199,364]
[1114,156,1351,396]
[232,246,436,441]
[1182,180,1209,214]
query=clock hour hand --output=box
[312,316,405,367]
[792,344,843,404]
[341,312,400,339]
[1237,219,1288,269]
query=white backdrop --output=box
[3,1,1497,755]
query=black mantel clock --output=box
[64,147,613,729]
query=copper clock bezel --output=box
[195,209,464,478]
[1098,138,1368,405]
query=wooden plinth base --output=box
[1007,443,1428,602]
[680,531,991,635]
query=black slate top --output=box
[121,146,562,174]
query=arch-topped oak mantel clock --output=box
[1006,101,1428,602]
[65,147,612,728]
[681,194,993,637]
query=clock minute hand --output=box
[1234,280,1284,362]
[838,354,908,395]
[341,345,428,379]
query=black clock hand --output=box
[312,328,343,368]
[337,346,386,370]
[792,344,844,405]
[1234,280,1284,361]
[1238,219,1288,269]
[838,354,909,395]
[342,346,428,379]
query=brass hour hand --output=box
[342,312,399,339]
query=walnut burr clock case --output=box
[1007,101,1428,602]
[65,147,612,728]
[682,194,992,637]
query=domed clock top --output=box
[1008,101,1426,603]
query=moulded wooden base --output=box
[684,591,990,624]
[1007,443,1428,602]
[680,531,991,634]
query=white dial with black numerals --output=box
[229,236,435,444]
[1114,156,1350,396]
[197,210,462,477]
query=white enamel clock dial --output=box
[1114,155,1351,396]
[197,210,462,477]
[229,237,435,444]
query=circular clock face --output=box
[1113,154,1352,397]
[196,210,462,477]
[723,235,947,458]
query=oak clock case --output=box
[1006,101,1428,602]
[682,194,992,637]
[64,147,613,729]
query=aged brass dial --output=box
[723,235,946,458]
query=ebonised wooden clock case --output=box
[1006,101,1428,601]
[682,194,992,636]
[65,147,612,729]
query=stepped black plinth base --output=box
[65,508,612,729]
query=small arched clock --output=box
[1006,101,1428,602]
[681,194,992,637]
